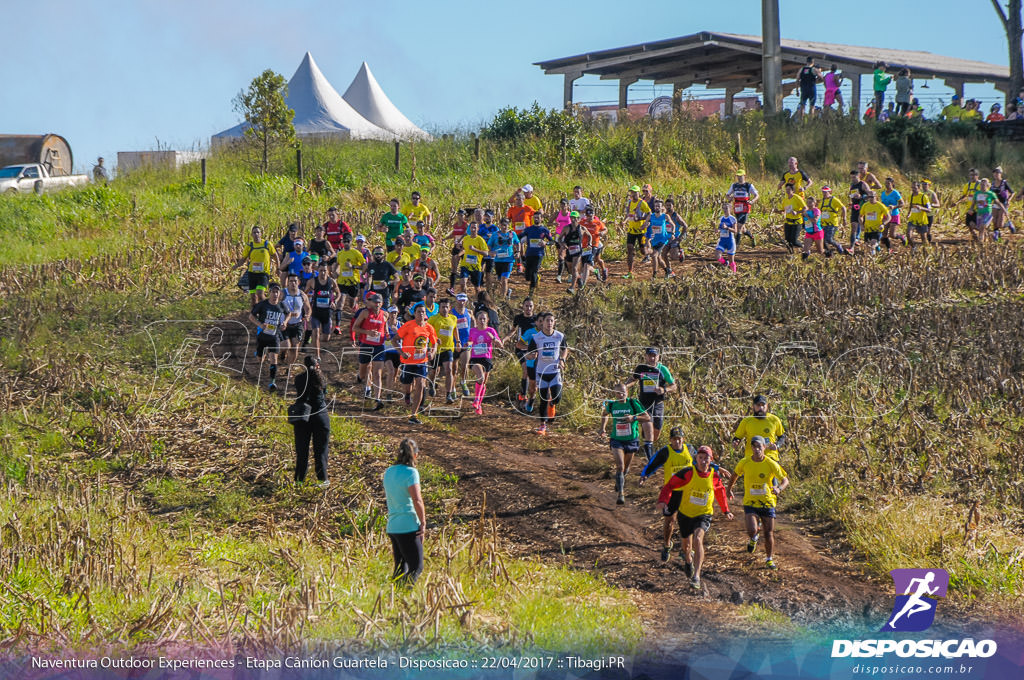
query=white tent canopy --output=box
[343,62,431,140]
[212,52,391,144]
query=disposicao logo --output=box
[881,568,948,632]
[831,568,998,659]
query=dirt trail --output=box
[203,252,906,646]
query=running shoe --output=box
[747,535,760,553]
[524,401,534,414]
[665,271,675,279]
[616,493,625,505]
[428,384,436,397]
[317,480,330,489]
[994,230,1001,241]
[505,288,512,299]
[566,287,575,295]
[408,415,421,425]
[363,386,372,399]
[567,276,574,286]
[1009,223,1017,234]
[690,576,701,591]
[267,381,276,392]
[621,273,632,279]
[601,268,609,281]
[535,423,547,435]
[446,392,455,404]
[555,275,562,284]
[461,382,470,397]
[766,558,777,570]
[747,233,756,246]
[374,400,384,411]
[786,242,795,254]
[660,547,671,562]
[474,403,482,415]
[682,561,693,579]
[446,287,457,296]
[333,325,342,335]
[729,262,737,273]
[718,257,726,265]
[640,255,651,264]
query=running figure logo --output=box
[881,568,949,632]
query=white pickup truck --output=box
[0,163,90,194]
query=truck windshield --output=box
[0,167,25,178]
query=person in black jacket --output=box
[292,355,330,486]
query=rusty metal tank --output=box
[0,134,73,176]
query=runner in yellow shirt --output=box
[906,181,932,248]
[458,223,490,296]
[333,235,366,316]
[510,184,543,214]
[233,225,279,306]
[819,186,847,255]
[639,427,697,562]
[774,184,808,252]
[953,168,983,235]
[858,191,891,254]
[386,241,413,270]
[726,436,790,570]
[401,190,431,228]
[427,298,462,404]
[776,156,813,197]
[731,394,787,461]
[622,185,651,278]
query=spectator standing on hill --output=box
[894,69,912,117]
[383,438,426,585]
[93,157,108,184]
[987,103,1006,122]
[797,57,821,118]
[942,95,964,121]
[872,62,892,114]
[823,65,843,113]
[290,355,330,487]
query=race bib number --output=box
[372,280,386,290]
[530,239,545,249]
[264,323,277,333]
[687,491,708,506]
[439,328,452,338]
[734,202,749,214]
[865,211,877,222]
[465,254,477,264]
[514,222,524,230]
[472,342,488,356]
[750,485,768,497]
[582,247,593,256]
[363,330,381,343]
[614,420,632,437]
[316,295,330,308]
[342,266,354,278]
[822,211,833,221]
[541,347,557,359]
[641,373,659,393]
[911,205,921,214]
[456,318,469,330]
[251,263,264,273]
[567,245,581,255]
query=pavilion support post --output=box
[724,87,742,117]
[672,83,684,113]
[850,72,863,119]
[761,0,783,114]
[563,71,582,110]
[944,79,965,100]
[619,77,638,111]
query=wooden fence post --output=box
[394,141,401,172]
[296,148,303,184]
[201,158,207,187]
[474,136,480,161]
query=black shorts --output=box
[736,212,749,226]
[283,324,303,342]
[676,513,713,538]
[609,438,640,452]
[469,357,493,372]
[744,504,777,519]
[248,272,269,292]
[641,400,664,430]
[799,90,816,108]
[495,261,513,278]
[580,251,594,265]
[339,283,359,297]
[432,349,454,368]
[526,364,536,381]
[850,207,861,224]
[460,267,483,286]
[256,333,280,356]
[965,211,977,228]
[311,310,332,331]
[400,363,428,384]
[483,258,494,273]
[515,348,527,364]
[626,233,645,248]
[864,231,882,241]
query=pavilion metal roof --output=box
[535,31,1009,88]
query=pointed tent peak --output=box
[285,52,391,140]
[342,62,431,141]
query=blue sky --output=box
[5,1,1013,172]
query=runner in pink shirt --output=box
[467,310,504,414]
[554,198,573,282]
[823,65,844,112]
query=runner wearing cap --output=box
[639,427,696,561]
[352,292,389,405]
[818,186,847,256]
[333,234,365,319]
[600,383,653,505]
[525,312,568,435]
[249,283,297,392]
[477,210,499,286]
[363,247,399,309]
[559,210,590,292]
[731,395,787,462]
[233,225,278,306]
[514,184,543,214]
[446,209,470,293]
[716,202,741,272]
[401,191,432,229]
[451,293,473,397]
[280,237,313,285]
[581,207,609,282]
[306,260,340,358]
[487,218,520,300]
[622,185,651,279]
[458,221,489,296]
[427,298,461,404]
[726,436,790,570]
[379,199,409,252]
[906,181,932,248]
[727,171,759,246]
[353,233,371,261]
[412,220,436,249]
[521,217,554,296]
[624,347,677,449]
[858,191,891,254]
[656,446,734,589]
[394,305,438,424]
[922,179,940,243]
[644,199,675,279]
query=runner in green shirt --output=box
[599,383,652,506]
[379,198,409,251]
[971,178,1006,243]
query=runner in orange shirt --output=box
[393,305,438,424]
[581,206,609,282]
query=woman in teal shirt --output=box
[382,438,427,584]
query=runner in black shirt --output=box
[249,283,298,392]
[623,347,678,455]
[363,247,399,307]
[505,298,537,402]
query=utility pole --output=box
[762,0,783,115]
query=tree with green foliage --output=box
[233,70,296,174]
[991,1,1024,106]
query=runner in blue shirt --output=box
[478,209,499,288]
[880,177,905,249]
[487,217,520,300]
[644,199,675,279]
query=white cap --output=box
[354,234,366,241]
[455,293,468,301]
[522,184,533,193]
